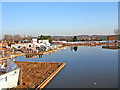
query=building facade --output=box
[102,35,120,41]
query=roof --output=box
[0,48,7,51]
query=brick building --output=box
[108,36,116,41]
[102,35,120,41]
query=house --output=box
[108,36,116,41]
[18,41,21,44]
[0,60,20,89]
[52,41,66,44]
[38,40,49,43]
[32,38,37,44]
[38,40,50,47]
[22,39,29,43]
[1,40,8,48]
[11,43,34,49]
[102,35,120,42]
[102,36,109,41]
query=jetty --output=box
[25,46,67,55]
[1,53,25,60]
[0,46,68,60]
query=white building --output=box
[38,40,48,43]
[52,41,66,44]
[0,60,20,89]
[11,43,34,49]
[32,38,37,44]
[38,40,50,47]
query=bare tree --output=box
[4,35,13,41]
[23,35,27,40]
[13,34,22,41]
[3,34,33,42]
[27,35,32,42]
[114,29,120,35]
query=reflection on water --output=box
[102,45,120,49]
[39,55,43,58]
[15,46,118,88]
[70,46,78,51]
[70,47,74,51]
[25,55,43,59]
[26,55,37,58]
[74,47,78,51]
[25,52,53,59]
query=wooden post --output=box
[2,50,4,58]
[0,50,2,61]
[7,51,9,65]
[10,48,12,59]
[13,49,14,59]
[20,64,22,85]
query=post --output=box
[20,64,22,85]
[7,50,9,65]
[10,48,11,59]
[2,50,4,58]
[13,49,14,59]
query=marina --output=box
[15,46,118,88]
[0,46,67,60]
[0,38,119,89]
[0,1,119,89]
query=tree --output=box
[27,35,32,41]
[114,29,120,35]
[49,39,52,43]
[4,35,13,41]
[73,36,78,42]
[23,35,27,40]
[39,35,51,40]
[13,34,22,41]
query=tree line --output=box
[3,34,32,42]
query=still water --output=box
[15,46,118,88]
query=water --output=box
[15,46,118,88]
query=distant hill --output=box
[52,35,107,41]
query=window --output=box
[5,76,7,82]
[29,45,31,47]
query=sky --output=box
[2,2,118,37]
